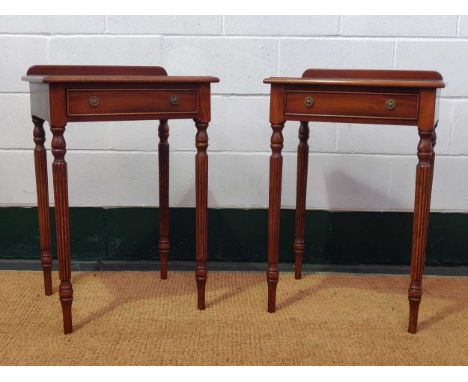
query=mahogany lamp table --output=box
[263,69,445,334]
[23,65,219,334]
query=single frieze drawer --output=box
[285,91,419,121]
[67,89,198,116]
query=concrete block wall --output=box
[1,15,467,212]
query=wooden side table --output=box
[264,69,445,334]
[23,65,219,334]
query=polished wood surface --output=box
[24,65,218,334]
[301,68,443,80]
[294,121,309,280]
[158,119,170,280]
[26,64,169,75]
[67,89,199,117]
[195,120,209,310]
[264,68,444,88]
[32,116,52,296]
[265,68,445,334]
[285,90,419,121]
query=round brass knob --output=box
[385,99,396,111]
[304,96,314,108]
[169,95,179,106]
[88,96,99,107]
[88,96,99,108]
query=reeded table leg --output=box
[294,121,310,280]
[428,125,437,204]
[50,124,73,334]
[195,120,209,310]
[408,128,435,334]
[158,120,170,280]
[267,123,284,313]
[33,116,53,296]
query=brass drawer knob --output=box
[88,95,99,108]
[169,95,179,106]
[385,99,396,111]
[304,96,314,108]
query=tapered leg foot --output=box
[42,250,53,296]
[294,241,304,280]
[267,268,279,313]
[59,280,73,334]
[408,282,421,334]
[159,248,168,280]
[196,265,207,310]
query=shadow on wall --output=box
[324,169,407,212]
[324,169,413,265]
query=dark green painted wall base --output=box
[1,207,467,265]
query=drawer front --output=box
[285,91,419,121]
[67,89,198,116]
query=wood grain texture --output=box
[264,68,445,88]
[408,129,434,334]
[24,65,218,334]
[23,75,219,84]
[285,90,419,121]
[294,121,310,280]
[26,65,169,76]
[265,69,443,333]
[50,123,73,334]
[32,116,52,296]
[67,89,198,117]
[158,120,170,280]
[267,122,284,313]
[195,120,209,310]
[302,68,443,80]
[407,89,438,334]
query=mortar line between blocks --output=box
[8,34,468,41]
[2,148,468,159]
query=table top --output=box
[264,69,445,89]
[22,65,219,84]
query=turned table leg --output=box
[294,121,310,280]
[195,120,209,310]
[267,123,284,313]
[158,120,170,280]
[408,128,436,334]
[32,116,53,296]
[51,124,73,334]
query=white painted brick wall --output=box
[340,16,458,37]
[224,16,340,36]
[278,38,394,75]
[1,15,467,212]
[164,37,277,94]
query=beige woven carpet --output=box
[0,271,467,365]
